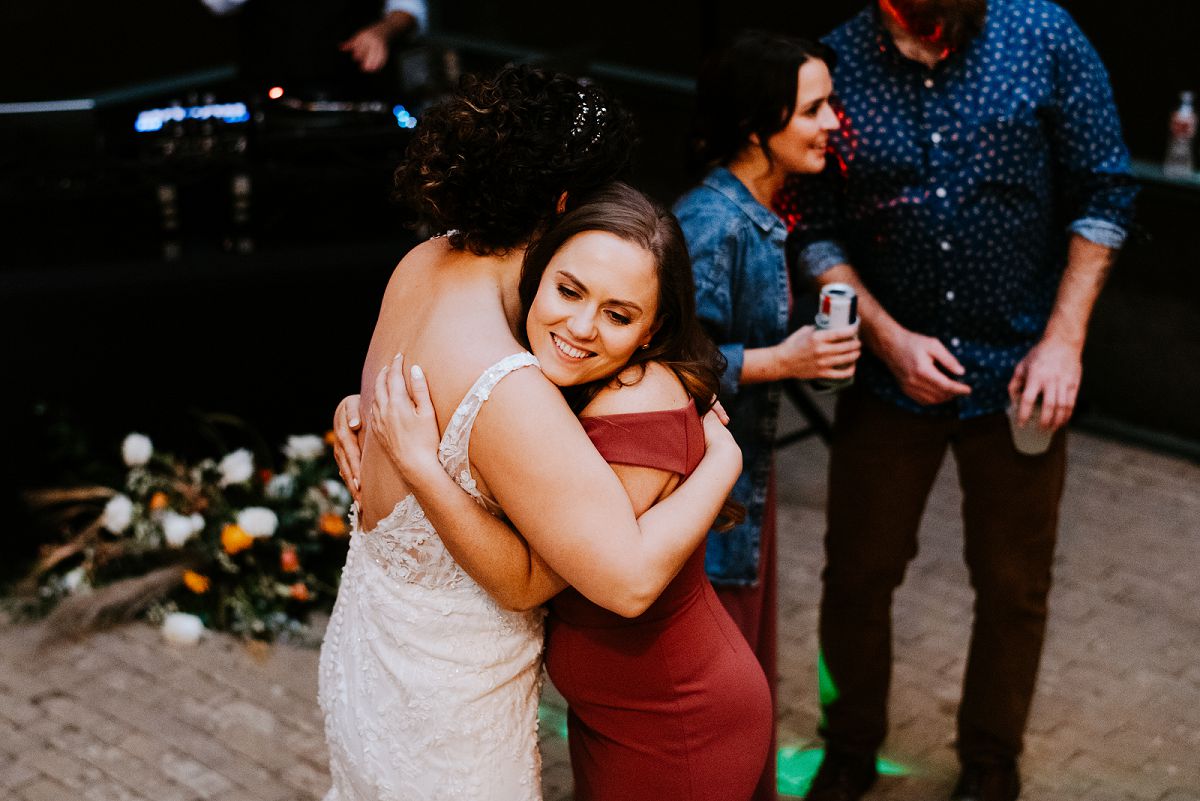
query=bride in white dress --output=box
[319,67,741,801]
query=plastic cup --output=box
[1007,399,1054,456]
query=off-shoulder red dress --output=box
[544,401,773,801]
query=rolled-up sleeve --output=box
[798,239,851,279]
[1050,6,1137,241]
[385,0,428,34]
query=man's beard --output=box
[884,0,988,52]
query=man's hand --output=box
[879,326,972,406]
[1009,337,1082,431]
[332,394,364,502]
[339,24,390,73]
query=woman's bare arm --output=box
[372,357,740,616]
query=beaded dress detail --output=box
[319,352,545,801]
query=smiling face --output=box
[525,230,661,388]
[762,58,840,177]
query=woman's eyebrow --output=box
[556,269,644,314]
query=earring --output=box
[640,343,649,350]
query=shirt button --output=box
[924,78,935,89]
[935,187,947,198]
[930,132,943,144]
[940,240,952,252]
[950,337,961,348]
[945,290,955,301]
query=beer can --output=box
[810,283,858,393]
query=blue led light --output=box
[392,105,418,129]
[134,102,250,133]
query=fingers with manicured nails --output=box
[333,395,363,499]
[711,398,730,426]
[387,353,410,415]
[408,364,434,418]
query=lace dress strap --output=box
[437,352,540,510]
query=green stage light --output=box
[777,746,912,798]
[538,703,570,741]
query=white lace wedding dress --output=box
[319,352,546,801]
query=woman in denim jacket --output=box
[673,31,860,801]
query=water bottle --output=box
[1164,91,1196,178]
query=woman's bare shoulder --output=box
[580,362,689,417]
[382,237,455,288]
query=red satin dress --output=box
[544,401,773,801]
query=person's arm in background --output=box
[677,198,857,400]
[783,154,970,406]
[1009,5,1138,430]
[340,0,428,73]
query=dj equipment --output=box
[1,70,420,268]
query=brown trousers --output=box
[818,387,1066,765]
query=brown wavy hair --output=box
[518,182,745,530]
[393,65,636,256]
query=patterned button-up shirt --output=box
[782,0,1138,418]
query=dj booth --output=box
[1,68,423,266]
[0,49,437,466]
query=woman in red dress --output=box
[371,182,772,799]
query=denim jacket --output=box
[674,167,790,586]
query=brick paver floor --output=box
[3,415,1198,800]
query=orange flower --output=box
[221,523,254,555]
[319,513,348,537]
[289,582,311,602]
[324,430,337,446]
[148,491,169,511]
[280,545,300,573]
[182,570,210,594]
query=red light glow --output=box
[268,86,284,100]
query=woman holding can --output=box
[673,30,861,800]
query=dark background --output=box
[1,0,1198,485]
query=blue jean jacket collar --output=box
[702,167,787,238]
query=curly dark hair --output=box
[393,65,637,256]
[518,183,744,530]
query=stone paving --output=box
[2,411,1199,801]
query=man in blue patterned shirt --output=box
[783,1,1138,800]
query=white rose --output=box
[100,494,134,533]
[121,433,153,467]
[189,513,205,534]
[283,435,326,462]
[322,479,351,507]
[162,511,198,548]
[266,473,296,500]
[62,566,87,592]
[218,448,254,486]
[237,506,278,538]
[161,612,204,646]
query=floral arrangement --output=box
[16,431,352,643]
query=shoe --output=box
[804,749,878,801]
[950,762,1021,801]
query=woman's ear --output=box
[643,317,664,347]
[556,192,569,215]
